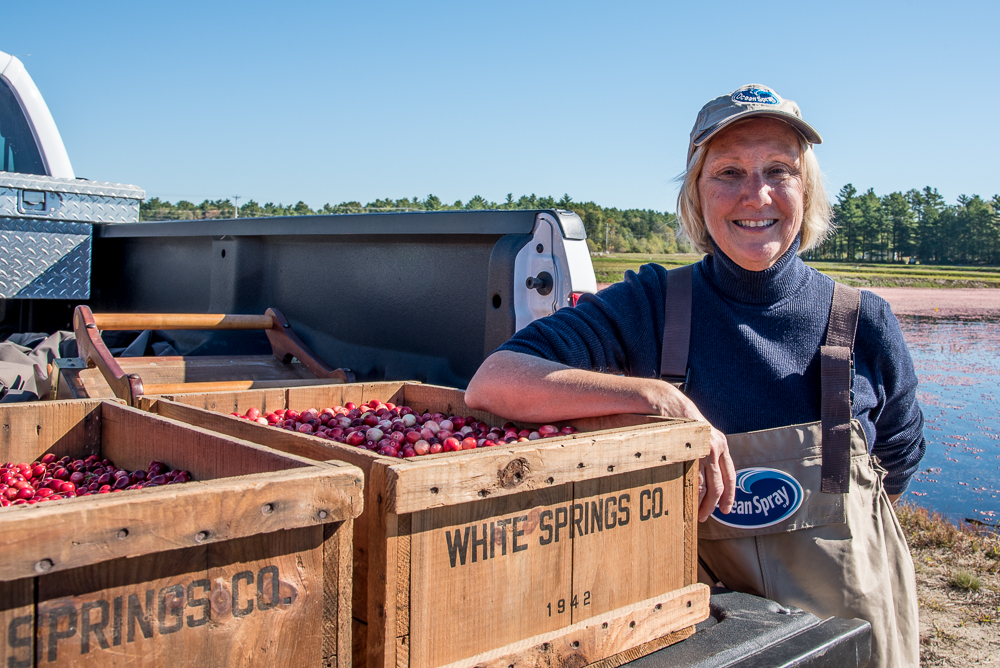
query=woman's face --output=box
[698,117,805,271]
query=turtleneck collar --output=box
[701,236,810,305]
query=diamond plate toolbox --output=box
[0,173,145,298]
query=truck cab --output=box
[1,51,74,178]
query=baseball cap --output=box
[688,84,822,163]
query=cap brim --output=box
[691,110,822,156]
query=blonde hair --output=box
[676,127,832,255]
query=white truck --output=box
[0,49,872,667]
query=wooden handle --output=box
[91,313,275,331]
[144,378,349,395]
[73,305,142,405]
[73,305,355,406]
[265,308,355,383]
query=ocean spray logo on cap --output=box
[731,85,781,106]
[711,467,803,528]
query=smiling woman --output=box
[465,83,925,668]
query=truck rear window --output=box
[0,77,45,175]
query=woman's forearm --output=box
[466,350,737,521]
[465,350,702,423]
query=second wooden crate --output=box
[140,382,711,668]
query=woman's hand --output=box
[699,426,736,522]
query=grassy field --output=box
[591,253,1000,288]
[895,503,999,664]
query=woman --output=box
[465,84,924,668]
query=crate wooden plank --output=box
[407,484,575,668]
[385,420,709,514]
[323,518,354,668]
[431,584,708,668]
[32,527,324,667]
[353,620,368,668]
[0,399,104,463]
[99,401,314,478]
[286,382,410,414]
[683,461,699,587]
[144,398,348,465]
[138,389,287,416]
[586,626,696,668]
[395,514,411,639]
[0,464,360,582]
[571,465,685,622]
[367,462,400,668]
[1,578,34,668]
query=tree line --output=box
[140,187,1000,264]
[139,194,685,254]
[810,186,1000,265]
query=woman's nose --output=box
[741,171,772,208]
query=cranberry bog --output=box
[0,398,363,668]
[139,382,712,668]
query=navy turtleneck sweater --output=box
[497,240,926,495]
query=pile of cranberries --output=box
[230,399,578,459]
[0,454,193,507]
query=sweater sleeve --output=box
[495,263,666,378]
[855,292,926,495]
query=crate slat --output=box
[385,420,708,514]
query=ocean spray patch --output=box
[711,467,803,528]
[731,86,781,106]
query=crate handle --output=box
[72,306,355,406]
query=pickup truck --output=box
[0,48,871,667]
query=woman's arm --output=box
[466,350,736,522]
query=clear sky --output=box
[5,1,998,212]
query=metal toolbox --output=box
[0,173,144,299]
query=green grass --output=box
[590,253,1000,288]
[948,570,982,592]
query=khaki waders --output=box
[660,264,919,668]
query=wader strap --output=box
[820,282,861,494]
[659,263,694,388]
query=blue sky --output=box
[5,1,998,212]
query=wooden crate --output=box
[139,382,712,668]
[0,399,363,668]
